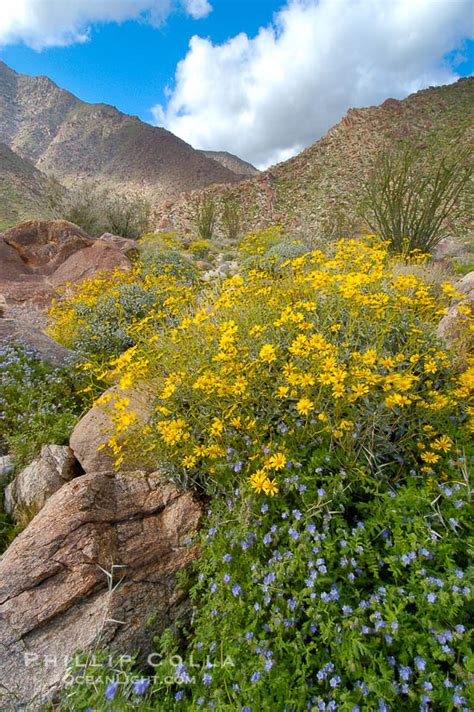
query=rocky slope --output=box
[0,142,49,229]
[0,61,241,207]
[157,77,474,239]
[199,150,259,177]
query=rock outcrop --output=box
[4,445,81,525]
[1,220,92,274]
[98,232,137,255]
[0,316,76,364]
[0,470,202,709]
[69,384,153,474]
[437,271,474,343]
[50,240,132,288]
[0,238,29,281]
[0,220,132,308]
[456,271,474,298]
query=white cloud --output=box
[0,0,212,50]
[153,0,473,168]
[182,0,212,20]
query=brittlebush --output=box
[58,231,474,712]
[88,232,472,493]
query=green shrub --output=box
[140,243,198,283]
[195,196,217,241]
[49,264,198,360]
[45,178,151,238]
[71,282,160,356]
[264,240,311,267]
[361,139,472,254]
[221,199,241,242]
[0,341,92,470]
[187,240,211,259]
[241,240,310,273]
[56,234,473,711]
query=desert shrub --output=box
[186,239,211,259]
[139,235,199,283]
[195,196,217,241]
[239,226,310,271]
[61,233,473,710]
[361,139,472,254]
[0,341,92,469]
[48,268,196,359]
[262,240,311,271]
[103,193,151,239]
[45,178,151,238]
[238,225,285,257]
[221,198,241,242]
[69,282,160,356]
[103,236,472,491]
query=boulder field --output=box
[0,219,132,308]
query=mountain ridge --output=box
[0,141,49,230]
[155,77,474,239]
[0,60,242,207]
[199,150,259,177]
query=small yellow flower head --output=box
[424,357,437,374]
[249,470,268,494]
[259,344,277,363]
[296,397,315,415]
[263,478,279,497]
[421,451,440,464]
[432,435,452,453]
[158,418,190,446]
[267,452,287,470]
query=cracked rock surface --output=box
[4,445,81,525]
[0,470,202,709]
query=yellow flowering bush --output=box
[239,225,285,257]
[61,232,473,712]
[48,266,196,358]
[100,234,473,494]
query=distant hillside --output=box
[0,142,49,230]
[157,78,474,239]
[0,61,241,208]
[199,150,259,177]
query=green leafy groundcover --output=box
[0,340,92,469]
[62,451,472,711]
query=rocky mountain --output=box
[0,61,241,207]
[199,150,259,177]
[0,142,49,230]
[157,77,474,239]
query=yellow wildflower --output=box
[259,344,277,363]
[158,418,189,446]
[296,397,315,415]
[263,478,279,497]
[249,470,268,494]
[432,435,452,452]
[421,451,440,464]
[268,452,287,470]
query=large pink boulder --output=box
[0,471,202,708]
[1,219,93,274]
[50,240,132,288]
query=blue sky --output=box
[0,0,472,167]
[0,1,285,123]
